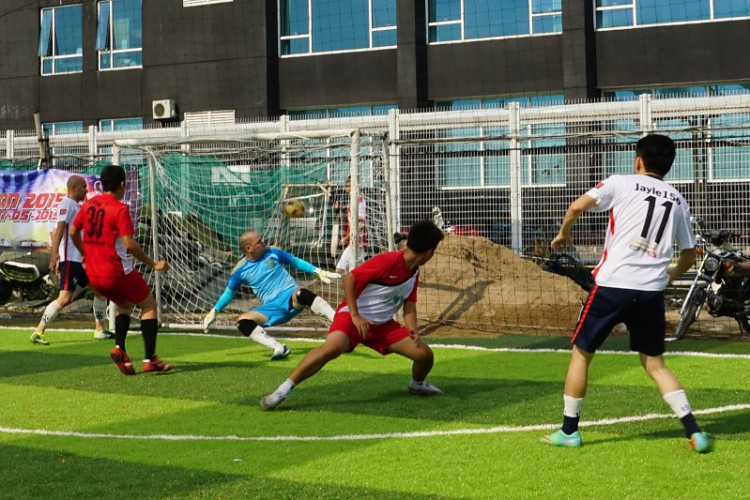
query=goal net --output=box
[114,130,394,331]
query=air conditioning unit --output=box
[152,99,177,120]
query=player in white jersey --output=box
[540,134,712,453]
[260,220,445,411]
[334,177,367,273]
[30,175,112,345]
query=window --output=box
[97,0,143,70]
[183,0,233,6]
[38,5,83,75]
[710,113,750,181]
[427,0,561,43]
[98,117,143,132]
[43,122,84,136]
[280,0,397,56]
[596,0,750,29]
[603,83,750,101]
[434,95,565,188]
[288,104,396,119]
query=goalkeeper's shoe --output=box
[110,347,136,376]
[260,391,286,411]
[690,432,713,454]
[30,332,50,345]
[143,356,173,373]
[408,381,443,396]
[540,429,582,448]
[94,330,115,340]
[270,345,291,361]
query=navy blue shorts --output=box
[58,261,89,291]
[572,285,666,356]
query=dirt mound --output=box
[418,234,589,336]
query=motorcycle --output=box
[0,251,59,307]
[673,221,750,340]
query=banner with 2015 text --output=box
[0,169,111,248]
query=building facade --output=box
[1,0,750,131]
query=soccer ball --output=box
[284,198,306,218]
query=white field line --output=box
[4,326,749,361]
[0,404,748,442]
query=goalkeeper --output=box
[203,230,340,360]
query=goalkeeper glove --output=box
[203,308,217,333]
[315,268,342,284]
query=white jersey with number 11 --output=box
[585,174,695,291]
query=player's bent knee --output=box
[237,319,258,337]
[295,288,317,307]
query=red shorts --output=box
[89,270,151,306]
[329,310,410,355]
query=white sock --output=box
[276,378,296,396]
[563,394,584,418]
[39,301,63,328]
[663,389,692,418]
[250,326,283,351]
[92,296,107,324]
[410,379,425,387]
[311,296,335,322]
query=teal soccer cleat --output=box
[540,429,583,448]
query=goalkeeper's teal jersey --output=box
[214,248,316,312]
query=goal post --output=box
[112,129,394,331]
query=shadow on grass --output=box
[0,442,448,500]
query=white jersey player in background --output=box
[30,175,112,345]
[540,134,712,453]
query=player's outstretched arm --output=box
[122,235,169,271]
[204,274,242,332]
[275,249,341,283]
[551,194,598,251]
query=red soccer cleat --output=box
[143,356,173,373]
[110,347,136,375]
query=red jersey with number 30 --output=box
[72,193,135,277]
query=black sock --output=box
[141,318,158,360]
[562,415,580,435]
[680,413,701,438]
[115,314,131,351]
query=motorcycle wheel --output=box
[673,302,700,340]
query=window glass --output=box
[464,0,530,38]
[372,29,397,47]
[711,113,750,180]
[38,10,53,56]
[429,0,461,22]
[44,122,84,136]
[528,123,566,185]
[532,0,562,13]
[99,118,143,132]
[654,86,707,99]
[533,14,562,33]
[281,0,309,35]
[714,0,750,18]
[372,0,397,27]
[596,9,633,27]
[112,0,142,50]
[281,38,310,55]
[654,118,693,180]
[596,0,633,6]
[312,0,369,52]
[55,6,83,55]
[96,2,110,50]
[429,24,461,42]
[637,0,709,25]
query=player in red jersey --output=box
[260,220,445,410]
[70,165,172,375]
